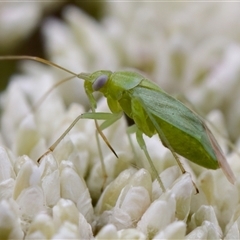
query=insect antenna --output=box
[0,56,79,77]
[30,75,76,113]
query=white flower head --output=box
[1,2,240,239]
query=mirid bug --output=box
[0,56,236,192]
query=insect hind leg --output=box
[152,124,199,193]
[133,127,166,192]
[139,100,199,194]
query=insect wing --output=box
[131,86,219,169]
[203,122,236,183]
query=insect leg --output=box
[135,128,166,192]
[98,112,123,131]
[126,125,138,162]
[37,112,121,183]
[93,112,122,187]
[139,101,199,193]
[94,120,107,187]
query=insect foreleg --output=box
[135,128,166,192]
[93,112,122,188]
[37,112,119,163]
[93,115,119,186]
[94,119,107,187]
[92,111,122,158]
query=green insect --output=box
[0,56,236,192]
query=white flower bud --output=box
[96,169,152,230]
[40,154,60,207]
[87,152,132,202]
[186,220,222,239]
[52,221,80,239]
[95,168,138,215]
[152,166,181,200]
[60,161,94,223]
[189,205,222,237]
[0,146,15,182]
[0,147,16,200]
[153,221,186,239]
[109,186,151,230]
[225,221,240,240]
[118,228,146,240]
[13,157,40,199]
[170,172,194,221]
[0,199,24,239]
[52,199,93,239]
[25,213,54,239]
[137,193,176,239]
[95,224,118,240]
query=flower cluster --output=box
[1,2,240,239]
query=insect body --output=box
[0,56,236,191]
[82,70,236,187]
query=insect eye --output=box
[92,75,108,91]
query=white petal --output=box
[189,205,222,236]
[95,168,138,215]
[26,213,54,239]
[78,212,94,239]
[0,178,15,200]
[153,221,186,239]
[152,166,181,200]
[88,154,135,204]
[52,221,80,239]
[13,158,40,199]
[52,199,79,227]
[118,228,146,240]
[186,221,222,239]
[110,186,151,229]
[137,194,176,239]
[60,161,93,222]
[170,172,194,221]
[0,146,15,181]
[52,197,93,239]
[117,186,151,224]
[95,224,118,240]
